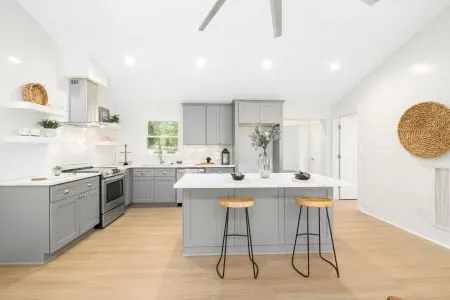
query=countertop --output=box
[174,173,347,189]
[121,164,235,169]
[0,173,100,187]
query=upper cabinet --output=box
[237,101,283,124]
[183,104,233,145]
[183,105,206,145]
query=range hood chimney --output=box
[67,78,102,127]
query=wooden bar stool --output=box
[291,197,340,278]
[216,198,259,279]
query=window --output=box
[147,121,179,154]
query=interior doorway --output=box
[338,115,358,200]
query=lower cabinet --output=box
[133,177,155,203]
[50,187,100,253]
[79,189,100,235]
[154,177,176,203]
[50,196,79,253]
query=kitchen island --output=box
[174,173,344,256]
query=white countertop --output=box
[173,173,347,189]
[121,164,235,169]
[0,173,100,187]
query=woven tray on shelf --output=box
[23,83,48,106]
[398,101,450,158]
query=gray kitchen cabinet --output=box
[79,189,100,235]
[50,195,79,253]
[237,101,283,124]
[154,177,176,203]
[219,105,233,145]
[133,177,155,203]
[259,102,282,124]
[206,104,233,145]
[206,106,220,145]
[205,167,235,174]
[124,169,132,206]
[183,105,206,145]
[238,102,259,124]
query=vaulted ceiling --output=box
[17,0,450,118]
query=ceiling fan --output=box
[198,0,380,38]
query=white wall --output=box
[333,7,450,247]
[0,0,116,181]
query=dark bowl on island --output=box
[294,171,311,181]
[231,173,245,181]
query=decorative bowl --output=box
[294,171,311,181]
[231,173,245,181]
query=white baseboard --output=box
[359,208,450,251]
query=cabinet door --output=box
[183,105,206,145]
[219,105,233,145]
[124,171,132,206]
[79,189,100,235]
[259,103,282,124]
[154,177,176,203]
[133,177,155,203]
[50,195,79,252]
[205,167,235,174]
[206,106,220,145]
[238,102,259,124]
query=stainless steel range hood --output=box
[67,78,113,128]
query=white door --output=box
[282,125,299,171]
[309,121,325,175]
[339,115,358,200]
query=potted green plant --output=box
[108,114,120,123]
[249,124,280,178]
[37,119,61,137]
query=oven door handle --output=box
[103,174,125,184]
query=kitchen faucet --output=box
[158,143,165,164]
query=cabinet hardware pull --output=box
[88,184,92,187]
[162,172,167,175]
[141,172,145,175]
[64,189,70,194]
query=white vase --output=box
[43,128,57,137]
[258,149,271,178]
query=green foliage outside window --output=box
[147,121,179,154]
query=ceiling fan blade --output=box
[361,0,380,6]
[270,0,282,38]
[199,0,227,31]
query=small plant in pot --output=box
[108,114,120,123]
[52,165,63,176]
[37,119,61,137]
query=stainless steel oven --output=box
[101,173,126,227]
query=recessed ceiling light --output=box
[8,56,22,64]
[124,56,136,67]
[329,61,341,72]
[262,59,272,70]
[410,63,433,75]
[196,57,206,68]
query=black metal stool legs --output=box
[245,208,259,279]
[216,207,259,279]
[216,208,229,279]
[292,205,340,278]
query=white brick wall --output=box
[333,6,450,248]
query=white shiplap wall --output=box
[333,6,450,247]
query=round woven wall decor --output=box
[23,83,48,106]
[398,101,450,158]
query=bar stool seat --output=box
[216,197,259,279]
[295,197,332,208]
[220,198,255,208]
[291,197,340,278]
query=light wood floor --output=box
[1,201,450,300]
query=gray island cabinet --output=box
[0,175,100,264]
[174,173,343,256]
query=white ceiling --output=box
[17,0,450,118]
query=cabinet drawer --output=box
[79,177,99,193]
[205,167,235,174]
[154,169,175,177]
[133,169,155,177]
[51,182,79,203]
